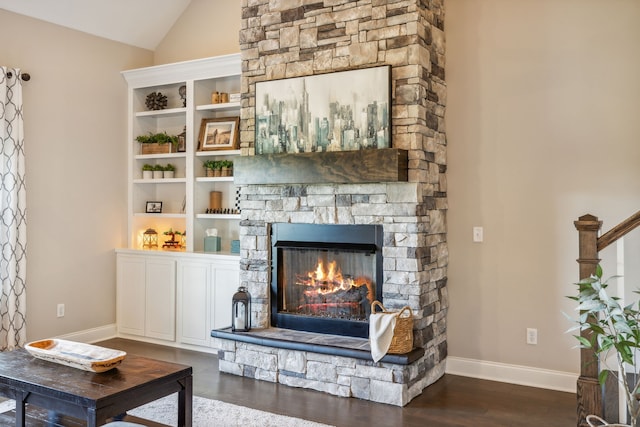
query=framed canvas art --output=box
[255,66,391,154]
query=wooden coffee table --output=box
[0,349,192,427]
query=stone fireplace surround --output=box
[211,0,447,406]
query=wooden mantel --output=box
[233,148,408,185]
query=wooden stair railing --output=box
[574,211,640,427]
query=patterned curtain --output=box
[0,67,27,350]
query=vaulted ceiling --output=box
[0,0,192,50]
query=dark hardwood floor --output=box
[97,338,576,427]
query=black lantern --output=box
[177,126,186,152]
[232,286,251,332]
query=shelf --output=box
[135,107,186,118]
[195,150,241,157]
[196,102,240,111]
[124,54,242,252]
[196,214,241,220]
[135,153,187,160]
[133,178,187,184]
[195,176,234,183]
[134,213,187,218]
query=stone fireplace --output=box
[211,0,447,406]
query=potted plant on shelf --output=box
[568,265,640,427]
[203,160,217,177]
[142,164,154,179]
[162,228,182,250]
[221,160,233,177]
[213,161,223,177]
[152,164,164,179]
[136,131,179,155]
[164,163,175,179]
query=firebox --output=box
[271,223,383,338]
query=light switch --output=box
[473,226,483,242]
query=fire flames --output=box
[294,260,374,319]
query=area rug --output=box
[0,395,333,427]
[128,394,334,427]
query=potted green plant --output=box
[221,160,233,177]
[164,163,175,179]
[142,164,154,180]
[203,160,217,177]
[136,132,179,155]
[568,265,640,426]
[212,160,223,177]
[152,164,164,179]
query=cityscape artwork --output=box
[255,66,390,155]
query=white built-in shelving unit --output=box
[122,54,242,254]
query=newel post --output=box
[574,214,603,427]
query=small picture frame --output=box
[198,117,239,151]
[146,201,162,213]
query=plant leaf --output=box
[599,369,609,385]
[576,335,592,348]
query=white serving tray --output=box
[25,339,126,373]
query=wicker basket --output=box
[371,301,413,354]
[586,415,629,426]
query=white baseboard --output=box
[56,324,117,344]
[445,356,578,393]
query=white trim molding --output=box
[446,356,578,393]
[56,324,117,344]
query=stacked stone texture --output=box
[217,0,447,406]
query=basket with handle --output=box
[586,415,630,427]
[371,301,413,354]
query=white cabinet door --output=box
[145,257,176,341]
[116,255,146,336]
[177,260,210,346]
[116,253,176,342]
[177,258,239,348]
[117,251,239,349]
[211,262,240,330]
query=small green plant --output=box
[135,131,179,146]
[220,160,233,169]
[164,163,176,172]
[568,265,640,426]
[142,164,154,171]
[153,164,165,171]
[203,160,218,170]
[163,229,184,236]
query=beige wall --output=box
[153,0,241,65]
[5,0,639,379]
[0,10,153,340]
[446,0,640,374]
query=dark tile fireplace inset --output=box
[271,223,383,339]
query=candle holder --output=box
[232,286,251,332]
[142,228,158,249]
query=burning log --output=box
[297,302,362,317]
[291,259,374,320]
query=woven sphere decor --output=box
[145,91,168,110]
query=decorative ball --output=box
[145,92,168,110]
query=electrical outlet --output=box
[57,304,65,318]
[473,226,484,242]
[526,328,537,345]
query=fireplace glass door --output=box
[279,247,376,321]
[271,223,383,338]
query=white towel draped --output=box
[369,312,397,362]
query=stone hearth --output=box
[212,0,447,406]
